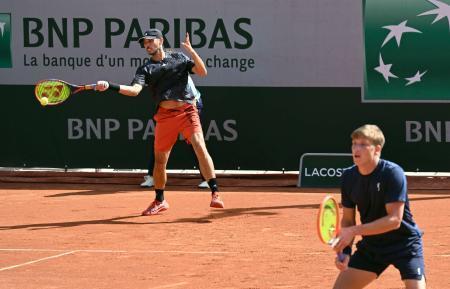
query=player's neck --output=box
[358,157,380,176]
[151,49,165,62]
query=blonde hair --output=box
[351,124,385,147]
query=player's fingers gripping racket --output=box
[35,79,96,106]
[317,195,345,262]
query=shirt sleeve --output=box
[341,169,356,208]
[131,66,147,86]
[384,165,407,203]
[179,52,195,74]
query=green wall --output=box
[1,85,449,171]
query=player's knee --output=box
[154,151,170,166]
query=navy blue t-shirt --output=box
[132,51,196,105]
[341,159,423,259]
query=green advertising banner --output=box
[363,0,450,102]
[298,153,353,188]
[1,85,450,172]
[0,13,12,68]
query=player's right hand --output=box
[96,80,109,91]
[335,254,350,271]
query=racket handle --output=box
[84,84,97,90]
[337,252,346,262]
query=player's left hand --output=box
[332,226,355,253]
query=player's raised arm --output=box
[96,81,143,97]
[181,33,207,77]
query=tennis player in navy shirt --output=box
[332,124,426,289]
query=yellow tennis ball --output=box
[40,97,49,106]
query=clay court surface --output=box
[1,174,450,289]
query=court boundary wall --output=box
[1,169,450,191]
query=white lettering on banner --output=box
[128,119,155,140]
[204,120,238,141]
[405,121,450,143]
[68,119,83,140]
[128,119,144,140]
[104,119,120,139]
[69,118,238,141]
[222,120,238,141]
[67,118,120,140]
[205,120,222,141]
[304,168,345,178]
[68,118,120,140]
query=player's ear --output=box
[375,144,382,155]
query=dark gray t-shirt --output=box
[132,51,196,105]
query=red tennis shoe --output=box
[210,193,224,208]
[141,200,169,216]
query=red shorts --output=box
[153,103,202,152]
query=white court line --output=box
[126,250,235,254]
[0,251,76,272]
[149,282,189,289]
[0,248,68,252]
[0,248,236,254]
[432,254,450,257]
[0,248,127,253]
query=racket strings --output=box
[320,203,339,243]
[36,81,70,104]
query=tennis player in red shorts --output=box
[96,28,224,215]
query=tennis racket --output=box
[34,79,96,106]
[317,195,345,261]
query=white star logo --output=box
[0,22,5,37]
[374,54,398,83]
[405,70,427,86]
[382,20,421,47]
[419,0,450,30]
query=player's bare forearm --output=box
[189,50,207,77]
[334,207,356,252]
[353,214,402,236]
[334,202,404,253]
[341,212,356,244]
[117,83,142,97]
[352,201,404,237]
[96,81,142,97]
